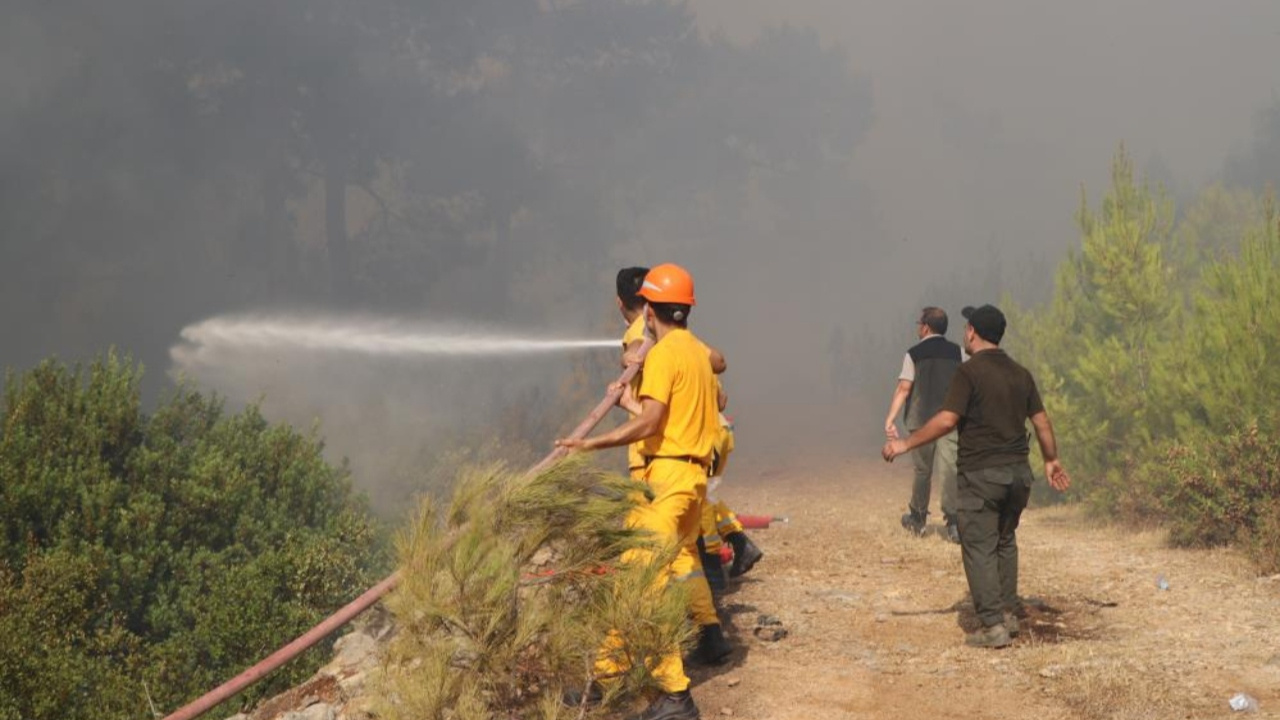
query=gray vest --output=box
[904,336,963,430]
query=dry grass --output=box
[685,461,1280,719]
[1028,650,1186,720]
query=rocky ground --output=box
[232,455,1280,720]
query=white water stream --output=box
[170,314,616,370]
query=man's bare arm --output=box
[622,339,644,368]
[1030,411,1070,491]
[707,345,727,374]
[558,398,664,451]
[1029,411,1058,462]
[884,379,912,439]
[883,410,958,462]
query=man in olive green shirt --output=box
[882,305,1071,648]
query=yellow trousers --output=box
[699,499,745,553]
[631,465,719,627]
[701,424,741,552]
[602,460,709,693]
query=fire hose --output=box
[162,338,775,720]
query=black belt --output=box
[642,455,711,470]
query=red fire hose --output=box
[163,338,780,720]
[737,514,787,530]
[161,341,653,720]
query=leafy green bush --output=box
[0,352,383,720]
[1149,422,1280,571]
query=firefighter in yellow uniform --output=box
[698,389,764,589]
[614,267,730,666]
[558,263,714,720]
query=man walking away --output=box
[881,304,1071,648]
[884,307,963,541]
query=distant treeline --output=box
[1,0,871,385]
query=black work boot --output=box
[900,510,927,537]
[964,623,1013,648]
[697,538,727,595]
[626,690,700,720]
[726,532,764,578]
[943,515,960,544]
[691,622,732,666]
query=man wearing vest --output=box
[882,304,1071,648]
[884,307,963,542]
[559,263,716,720]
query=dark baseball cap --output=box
[961,304,1006,343]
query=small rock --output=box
[874,613,888,623]
[754,625,788,642]
[338,669,367,696]
[720,708,734,716]
[530,546,556,567]
[801,606,817,615]
[726,677,741,688]
[1039,665,1064,679]
[327,632,379,673]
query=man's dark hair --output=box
[616,267,650,311]
[962,304,1007,344]
[650,302,690,328]
[919,307,948,335]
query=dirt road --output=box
[693,457,1280,720]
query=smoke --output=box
[2,0,1279,501]
[690,0,1280,444]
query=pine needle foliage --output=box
[1012,146,1280,569]
[376,458,694,720]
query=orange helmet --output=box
[639,263,696,306]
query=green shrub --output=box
[0,352,384,720]
[1153,422,1280,566]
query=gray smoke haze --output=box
[691,0,1280,440]
[2,0,1279,508]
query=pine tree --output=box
[1009,146,1180,510]
[1177,193,1280,430]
